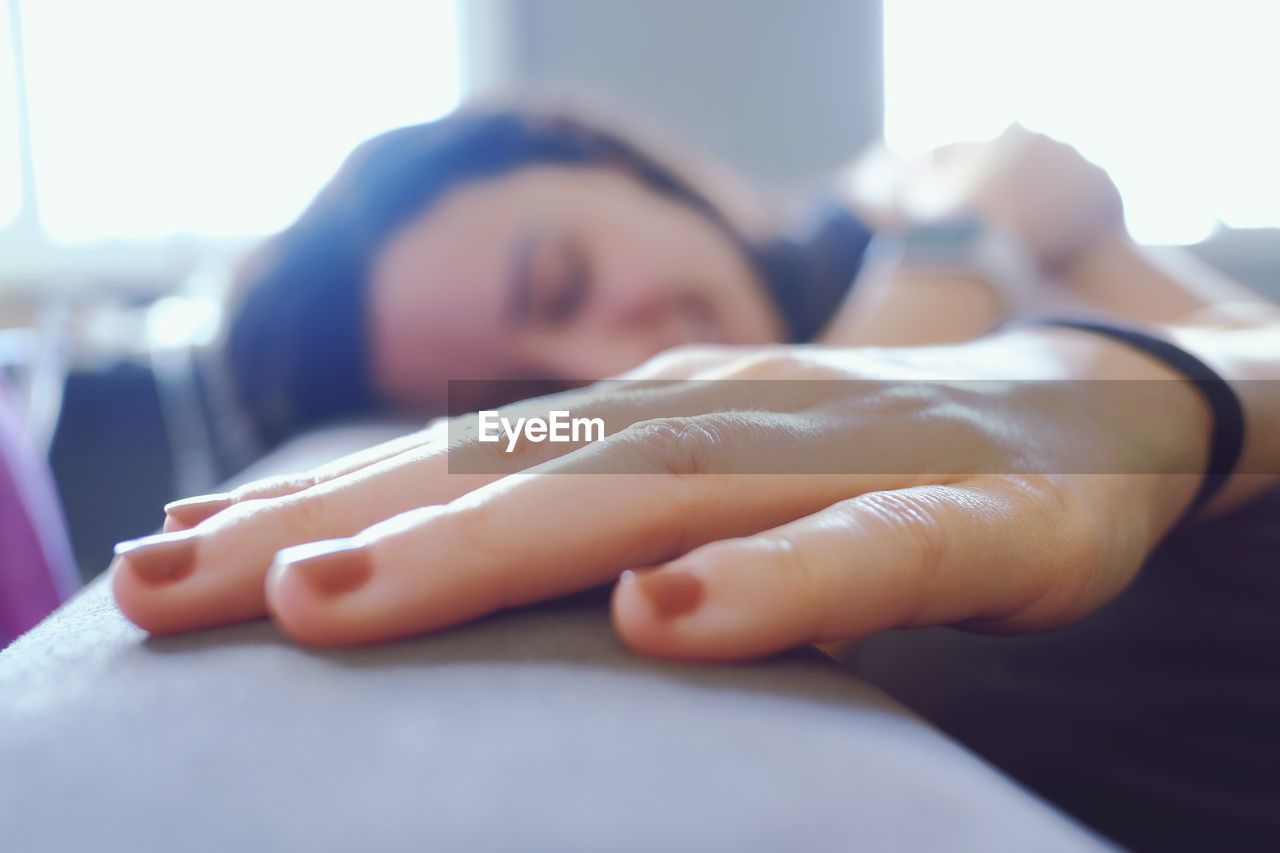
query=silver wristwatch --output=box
[863,217,1045,309]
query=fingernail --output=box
[279,540,373,597]
[624,568,704,619]
[164,493,234,527]
[113,530,198,584]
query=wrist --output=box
[1057,232,1192,322]
[1058,233,1275,326]
[1168,325,1280,512]
[820,266,1003,347]
[999,323,1215,532]
[998,321,1279,519]
[976,323,1191,382]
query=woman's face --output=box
[367,165,784,410]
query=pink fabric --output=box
[0,376,76,646]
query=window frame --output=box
[0,0,499,300]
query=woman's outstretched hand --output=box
[112,328,1214,659]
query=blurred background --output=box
[1,0,1277,586]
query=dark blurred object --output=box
[43,291,252,581]
[48,361,174,580]
[848,487,1280,851]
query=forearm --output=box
[819,267,1003,347]
[1045,229,1280,510]
[1060,232,1280,326]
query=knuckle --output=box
[721,349,844,381]
[280,491,336,538]
[445,502,514,606]
[450,420,550,476]
[843,488,952,615]
[451,501,497,559]
[972,476,1111,626]
[997,477,1100,565]
[446,413,480,445]
[661,342,728,363]
[632,343,731,376]
[763,537,829,639]
[617,415,732,477]
[1025,480,1111,618]
[233,472,317,501]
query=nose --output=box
[522,289,719,382]
[521,309,700,381]
[617,293,718,346]
[530,326,675,381]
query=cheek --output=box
[367,286,425,402]
[587,221,723,299]
[580,225,669,302]
[656,218,747,291]
[366,278,458,406]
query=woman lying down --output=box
[111,100,1278,660]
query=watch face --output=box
[909,218,985,248]
[894,217,987,266]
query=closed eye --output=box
[538,238,591,326]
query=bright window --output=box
[13,0,460,243]
[0,4,22,230]
[884,0,1280,244]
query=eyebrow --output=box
[504,230,541,328]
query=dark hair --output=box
[225,100,871,451]
[224,100,762,448]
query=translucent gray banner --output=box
[444,379,1275,476]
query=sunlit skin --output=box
[113,321,1279,655]
[111,128,1280,657]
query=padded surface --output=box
[0,426,1108,852]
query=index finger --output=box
[264,412,898,646]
